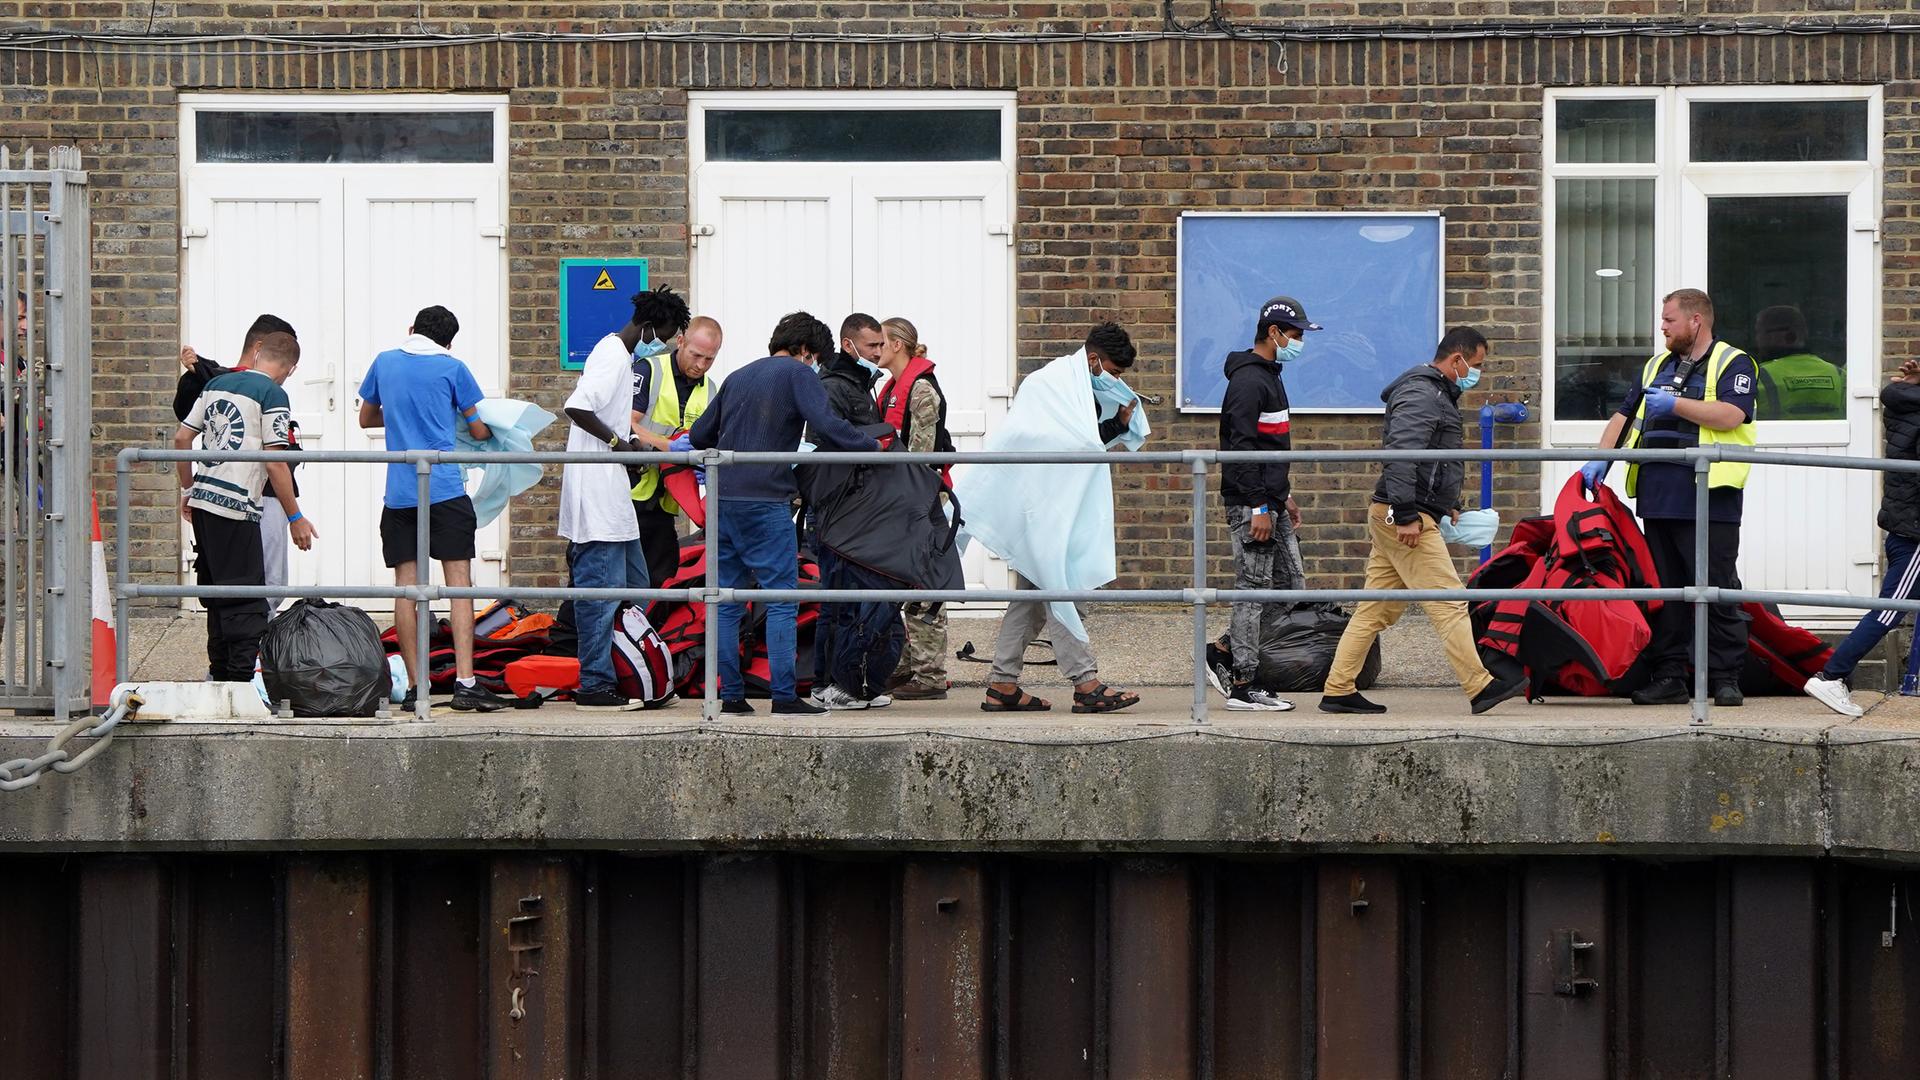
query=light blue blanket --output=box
[453,398,557,527]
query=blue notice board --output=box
[1176,213,1444,412]
[559,258,648,370]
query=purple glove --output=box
[1643,387,1679,420]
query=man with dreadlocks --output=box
[559,284,691,711]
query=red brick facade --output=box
[1,4,1915,593]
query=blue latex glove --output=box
[667,433,693,454]
[1642,387,1679,420]
[1578,460,1610,492]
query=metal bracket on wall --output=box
[507,893,545,1021]
[1553,928,1599,996]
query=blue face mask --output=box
[633,337,670,360]
[1456,362,1481,391]
[1090,368,1123,393]
[1276,336,1305,364]
[857,358,884,379]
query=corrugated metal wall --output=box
[2,853,1917,1079]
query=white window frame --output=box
[179,92,510,175]
[1542,84,1881,448]
[688,89,1017,178]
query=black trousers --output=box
[633,499,682,594]
[192,507,269,683]
[1642,518,1750,686]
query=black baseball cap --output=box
[1257,295,1322,335]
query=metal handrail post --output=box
[413,458,432,722]
[113,452,130,687]
[1188,452,1210,724]
[701,450,721,724]
[1691,449,1711,727]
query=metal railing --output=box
[113,443,1920,726]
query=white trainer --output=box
[1227,685,1295,712]
[817,685,874,711]
[1802,674,1864,718]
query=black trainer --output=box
[1470,671,1530,715]
[451,681,511,713]
[1630,677,1690,706]
[574,688,646,712]
[1713,683,1745,707]
[1319,692,1387,714]
[721,699,754,715]
[772,697,827,715]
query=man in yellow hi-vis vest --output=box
[1579,288,1759,708]
[630,315,721,589]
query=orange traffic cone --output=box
[91,495,116,708]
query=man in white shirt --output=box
[560,284,690,711]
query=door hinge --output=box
[180,225,206,247]
[691,224,715,247]
[988,223,1014,247]
[479,224,506,249]
[1854,219,1881,243]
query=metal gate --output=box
[0,146,92,718]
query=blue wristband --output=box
[287,511,303,524]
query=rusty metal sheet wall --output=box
[8,854,1920,1079]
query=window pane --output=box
[705,109,1000,162]
[1707,195,1849,421]
[1554,178,1657,421]
[1556,99,1656,164]
[1689,101,1868,162]
[196,111,494,164]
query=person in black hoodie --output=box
[1319,326,1528,716]
[1211,295,1316,711]
[1803,358,1920,718]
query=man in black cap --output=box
[1208,295,1317,711]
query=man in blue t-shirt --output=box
[1580,288,1759,707]
[358,305,507,712]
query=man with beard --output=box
[1579,288,1759,707]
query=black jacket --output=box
[1881,381,1920,541]
[1218,350,1291,508]
[806,351,882,445]
[1372,363,1464,524]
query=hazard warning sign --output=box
[558,258,648,369]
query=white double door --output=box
[693,163,1015,592]
[182,166,507,609]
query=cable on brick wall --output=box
[0,18,1919,59]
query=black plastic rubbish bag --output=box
[1254,602,1382,693]
[260,599,392,717]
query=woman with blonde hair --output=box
[876,316,957,700]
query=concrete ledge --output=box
[2,688,1890,856]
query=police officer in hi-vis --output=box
[1580,288,1759,707]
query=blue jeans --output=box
[569,539,649,694]
[716,499,798,701]
[1825,533,1920,680]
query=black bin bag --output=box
[1254,602,1382,694]
[260,599,393,717]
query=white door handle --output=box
[303,363,336,411]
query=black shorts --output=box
[380,495,478,569]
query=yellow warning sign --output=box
[592,269,617,291]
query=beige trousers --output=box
[1323,503,1493,699]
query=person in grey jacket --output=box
[1320,327,1528,715]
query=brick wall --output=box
[0,6,1915,596]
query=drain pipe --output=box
[1478,400,1530,563]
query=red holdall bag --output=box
[504,655,582,701]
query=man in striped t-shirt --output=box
[174,331,314,683]
[1211,295,1316,712]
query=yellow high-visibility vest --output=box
[630,352,710,512]
[1623,340,1757,496]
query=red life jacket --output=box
[645,540,823,698]
[876,356,954,485]
[1471,474,1660,696]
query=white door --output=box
[182,114,507,612]
[180,175,348,593]
[1679,171,1880,616]
[852,165,1014,592]
[343,169,508,601]
[693,162,1015,593]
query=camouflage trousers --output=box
[895,602,948,687]
[1224,504,1305,682]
